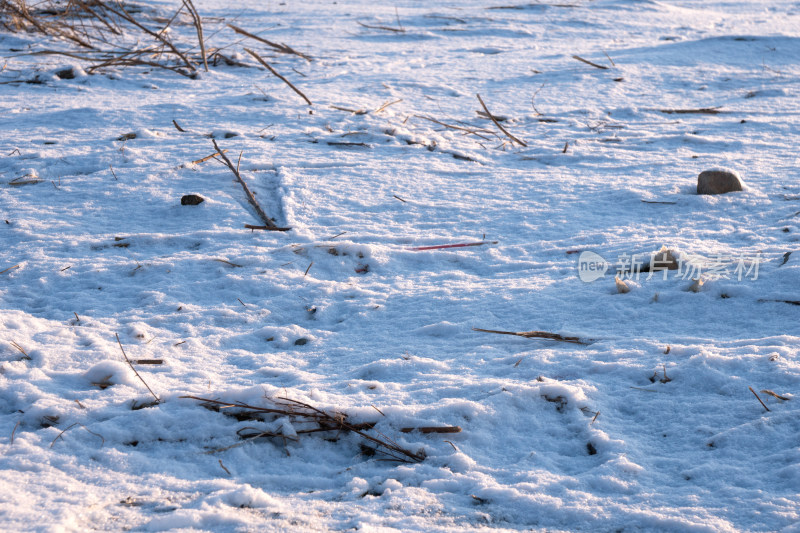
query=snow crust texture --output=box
[1,0,799,531]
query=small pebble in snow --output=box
[181,194,205,205]
[294,338,309,346]
[697,169,744,195]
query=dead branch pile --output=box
[182,395,442,463]
[0,0,207,77]
[0,1,312,79]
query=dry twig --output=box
[476,94,527,147]
[749,387,770,412]
[228,23,312,61]
[572,55,609,70]
[244,48,312,105]
[473,327,589,345]
[212,139,284,229]
[181,395,427,463]
[116,333,160,404]
[659,108,722,115]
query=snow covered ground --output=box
[1,0,799,530]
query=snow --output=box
[1,0,799,530]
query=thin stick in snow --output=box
[476,94,527,147]
[116,333,160,404]
[244,48,312,105]
[49,422,104,448]
[357,21,405,33]
[760,389,791,401]
[0,264,20,275]
[10,421,20,444]
[659,107,722,115]
[182,0,207,72]
[244,224,291,232]
[572,55,609,70]
[192,149,228,165]
[228,24,313,61]
[10,341,31,360]
[409,241,497,251]
[749,387,770,412]
[212,139,284,229]
[375,98,403,114]
[400,426,462,434]
[473,327,589,345]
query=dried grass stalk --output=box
[182,395,427,463]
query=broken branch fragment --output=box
[400,426,462,434]
[473,327,589,345]
[181,395,426,463]
[212,139,286,230]
[244,48,312,105]
[660,108,722,115]
[244,224,291,232]
[228,24,312,61]
[408,241,498,251]
[476,94,527,147]
[572,55,609,70]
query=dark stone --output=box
[55,68,76,80]
[181,194,205,206]
[697,170,743,195]
[294,338,308,346]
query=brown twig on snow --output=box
[659,108,722,115]
[357,20,405,33]
[244,224,291,232]
[760,389,791,401]
[476,94,527,147]
[213,258,243,268]
[49,422,104,448]
[116,333,160,404]
[227,23,312,61]
[749,387,770,412]
[180,395,427,463]
[572,55,609,70]
[330,105,366,114]
[192,149,228,165]
[181,0,207,72]
[473,327,589,345]
[244,48,312,105]
[413,114,494,137]
[212,139,284,229]
[400,426,461,434]
[374,98,403,114]
[10,341,31,360]
[0,264,20,275]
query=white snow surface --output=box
[1,0,799,531]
